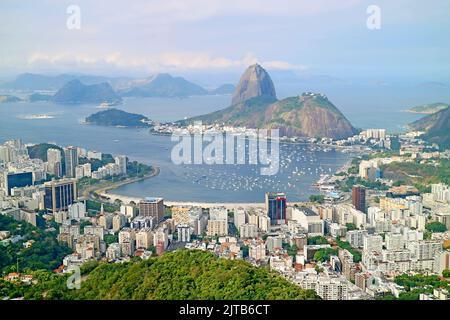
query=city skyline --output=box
[0,0,449,306]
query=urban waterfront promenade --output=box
[99,190,315,209]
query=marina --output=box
[0,94,415,203]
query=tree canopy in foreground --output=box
[2,250,320,300]
[71,250,319,300]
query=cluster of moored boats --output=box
[180,144,343,197]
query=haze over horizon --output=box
[1,0,450,86]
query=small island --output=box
[28,92,52,102]
[85,108,153,128]
[0,94,21,103]
[407,102,449,114]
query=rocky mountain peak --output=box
[231,64,277,105]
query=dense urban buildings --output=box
[1,123,450,302]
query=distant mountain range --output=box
[407,102,449,114]
[119,73,207,97]
[409,107,450,149]
[0,73,116,91]
[52,80,122,105]
[185,64,358,139]
[210,83,236,95]
[0,73,235,98]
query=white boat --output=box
[21,114,54,120]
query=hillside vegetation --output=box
[71,250,319,300]
[2,250,319,300]
[409,107,450,149]
[27,143,63,162]
[0,215,71,275]
[381,159,450,185]
[85,108,152,128]
[408,103,449,114]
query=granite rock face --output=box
[185,65,358,139]
[231,64,276,105]
[263,93,358,139]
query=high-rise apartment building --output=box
[47,148,63,177]
[139,197,164,222]
[207,207,228,236]
[363,234,383,253]
[114,155,127,175]
[64,146,78,178]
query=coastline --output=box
[88,166,160,201]
[404,109,447,115]
[98,190,312,209]
[149,130,367,153]
[94,146,361,206]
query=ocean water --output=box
[0,93,424,202]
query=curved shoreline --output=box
[98,191,312,209]
[89,166,160,200]
[96,141,361,206]
[149,130,366,151]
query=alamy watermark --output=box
[66,4,81,30]
[170,122,280,176]
[367,5,381,30]
[66,265,81,290]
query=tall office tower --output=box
[47,148,63,177]
[265,192,287,225]
[115,155,127,175]
[0,145,13,163]
[44,179,77,213]
[64,146,78,178]
[139,197,164,222]
[3,171,33,196]
[352,185,366,213]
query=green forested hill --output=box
[186,93,357,139]
[0,215,71,275]
[27,143,64,162]
[2,250,319,300]
[71,250,319,300]
[408,103,449,114]
[409,107,450,149]
[85,108,152,128]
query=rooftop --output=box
[298,206,318,216]
[142,197,163,203]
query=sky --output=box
[1,0,450,84]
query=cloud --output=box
[24,51,307,74]
[114,0,362,24]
